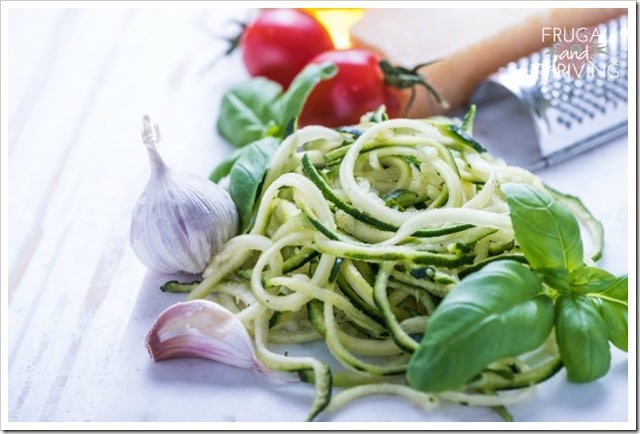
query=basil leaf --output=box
[216,62,336,150]
[228,137,281,231]
[215,63,336,231]
[502,183,583,272]
[407,260,553,392]
[274,61,337,127]
[209,148,243,182]
[591,297,628,352]
[600,274,628,301]
[590,274,628,351]
[569,266,618,294]
[555,294,611,382]
[216,78,282,147]
[601,300,628,352]
[538,267,571,294]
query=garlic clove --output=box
[130,116,239,274]
[145,299,267,372]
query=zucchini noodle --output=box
[189,114,601,421]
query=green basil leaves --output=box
[227,137,281,230]
[589,274,629,352]
[502,182,583,272]
[211,62,337,231]
[408,182,628,393]
[555,294,611,382]
[216,62,337,148]
[407,260,553,392]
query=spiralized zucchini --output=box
[188,113,597,421]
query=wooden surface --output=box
[5,6,252,423]
[3,4,634,427]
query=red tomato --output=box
[241,9,334,88]
[299,49,406,128]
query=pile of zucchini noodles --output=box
[187,112,601,421]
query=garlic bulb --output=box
[131,116,238,274]
[145,299,267,372]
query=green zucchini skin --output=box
[186,113,608,421]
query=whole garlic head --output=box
[131,116,238,274]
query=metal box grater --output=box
[471,15,628,170]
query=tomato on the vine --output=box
[298,49,400,127]
[218,10,445,128]
[239,9,334,88]
[298,49,446,128]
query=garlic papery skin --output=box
[130,116,239,274]
[145,299,267,372]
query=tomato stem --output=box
[379,59,449,114]
[220,19,248,56]
[198,19,247,75]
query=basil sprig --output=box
[216,61,337,148]
[211,62,337,231]
[407,259,554,392]
[408,183,628,392]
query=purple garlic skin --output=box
[145,299,266,372]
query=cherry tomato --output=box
[240,9,334,88]
[298,49,406,128]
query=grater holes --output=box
[579,94,608,115]
[481,15,627,136]
[549,77,619,128]
[573,80,622,113]
[552,99,590,128]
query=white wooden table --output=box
[3,5,634,429]
[4,5,255,425]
